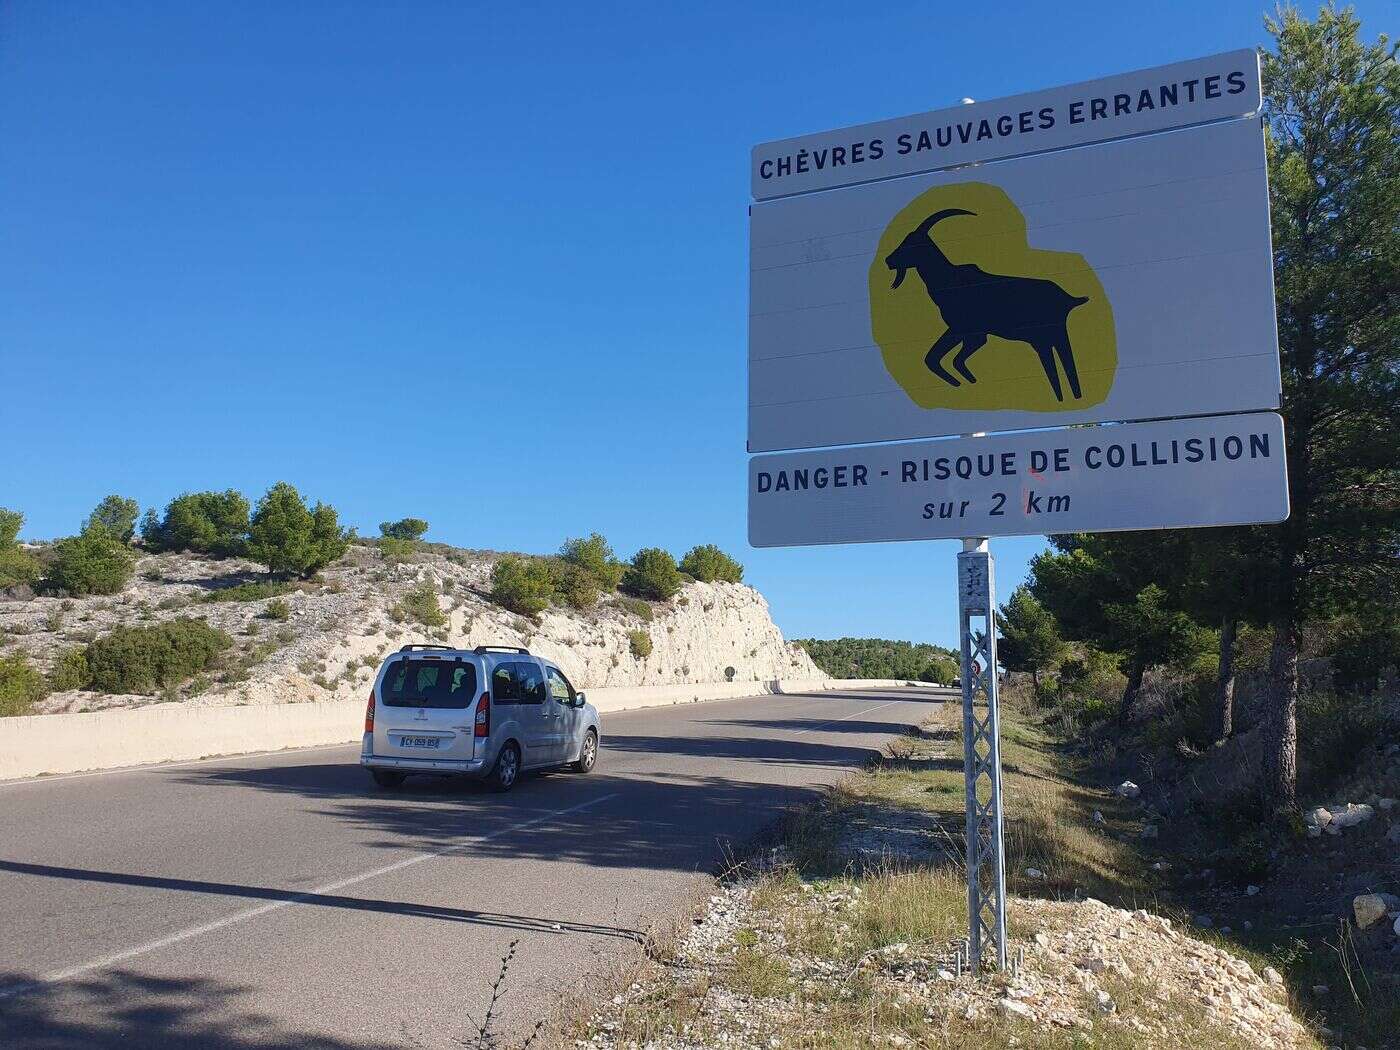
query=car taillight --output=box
[365,687,376,733]
[474,692,490,737]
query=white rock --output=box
[1115,781,1141,799]
[1358,894,1392,928]
[1033,932,1050,947]
[1093,990,1117,1014]
[1331,803,1375,828]
[1263,966,1283,985]
[998,998,1035,1021]
[1092,810,1106,824]
[1246,885,1260,896]
[1025,867,1045,880]
[1150,861,1171,872]
[1304,806,1332,828]
[1312,984,1329,996]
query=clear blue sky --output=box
[1,2,1389,649]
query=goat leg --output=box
[951,333,987,384]
[1053,334,1082,399]
[1032,342,1064,401]
[924,331,963,387]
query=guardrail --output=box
[0,678,938,781]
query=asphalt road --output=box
[0,686,947,1049]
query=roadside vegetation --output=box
[489,533,744,621]
[58,618,233,695]
[798,636,958,684]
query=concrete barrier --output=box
[0,678,932,782]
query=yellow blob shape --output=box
[869,182,1116,412]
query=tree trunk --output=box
[1263,622,1299,807]
[1216,617,1237,742]
[1119,656,1147,726]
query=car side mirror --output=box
[574,691,587,708]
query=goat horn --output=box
[915,208,976,235]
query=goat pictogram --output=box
[868,182,1115,414]
[884,208,1089,402]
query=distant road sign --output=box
[751,49,1261,200]
[748,412,1289,546]
[748,116,1278,452]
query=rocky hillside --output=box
[0,543,823,716]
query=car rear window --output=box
[380,659,478,709]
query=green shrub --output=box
[628,630,652,659]
[143,490,250,557]
[42,533,136,596]
[247,482,350,578]
[202,580,294,603]
[553,561,601,609]
[1299,688,1391,794]
[397,581,446,628]
[559,533,626,591]
[49,648,91,691]
[83,618,233,694]
[82,495,139,543]
[491,555,555,616]
[919,655,959,684]
[379,518,429,542]
[379,537,416,563]
[0,653,46,716]
[621,548,682,601]
[679,544,744,584]
[263,598,291,621]
[0,508,40,590]
[614,595,653,622]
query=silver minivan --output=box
[360,644,600,792]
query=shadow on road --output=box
[0,859,647,944]
[0,968,404,1050]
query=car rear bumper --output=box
[360,754,487,776]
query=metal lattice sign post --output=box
[957,542,1006,970]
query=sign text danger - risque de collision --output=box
[747,413,1289,546]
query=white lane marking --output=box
[0,742,359,790]
[0,792,620,1000]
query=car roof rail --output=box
[473,644,531,655]
[398,643,456,654]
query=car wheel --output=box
[571,729,598,774]
[488,742,521,792]
[371,769,406,789]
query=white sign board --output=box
[748,413,1289,547]
[752,49,1261,200]
[749,115,1279,453]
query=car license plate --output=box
[400,736,440,749]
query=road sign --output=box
[748,412,1289,547]
[746,50,1287,976]
[749,116,1279,452]
[752,49,1260,200]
